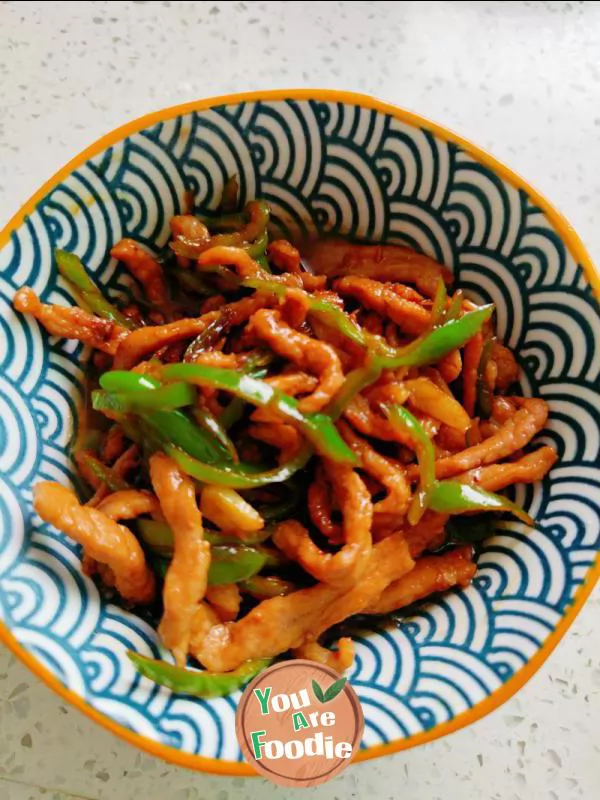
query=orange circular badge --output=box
[235,660,364,787]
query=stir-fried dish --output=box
[13,178,557,697]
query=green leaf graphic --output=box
[312,676,348,703]
[312,679,325,703]
[323,677,347,702]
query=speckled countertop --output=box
[0,2,599,799]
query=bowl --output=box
[1,90,599,774]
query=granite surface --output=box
[0,2,599,798]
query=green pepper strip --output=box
[254,545,287,569]
[244,277,386,417]
[372,304,495,369]
[240,575,296,599]
[245,229,269,260]
[325,359,383,421]
[384,404,533,526]
[92,391,234,466]
[78,452,131,492]
[205,200,270,249]
[100,371,161,393]
[385,404,436,525]
[108,386,301,489]
[213,530,274,545]
[128,652,271,698]
[184,314,231,363]
[220,392,253,430]
[98,360,374,495]
[172,239,269,276]
[243,278,366,348]
[96,372,233,464]
[148,409,236,464]
[171,201,270,258]
[198,211,246,232]
[219,175,239,213]
[137,519,272,552]
[183,313,271,368]
[97,361,343,481]
[239,350,274,373]
[55,249,136,330]
[170,238,213,260]
[209,545,268,584]
[192,406,239,463]
[164,443,313,489]
[243,277,494,369]
[254,253,271,272]
[91,390,133,417]
[135,520,268,583]
[96,382,196,413]
[428,481,534,526]
[92,384,196,413]
[430,279,448,327]
[443,290,463,323]
[219,352,273,430]
[159,363,356,465]
[136,520,174,556]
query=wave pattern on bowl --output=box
[0,98,599,761]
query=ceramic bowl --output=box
[1,90,599,774]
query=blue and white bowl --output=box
[1,90,599,774]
